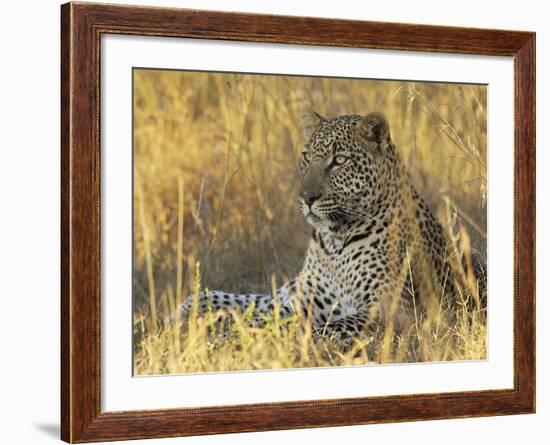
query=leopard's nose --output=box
[300,190,322,207]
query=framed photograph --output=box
[61,2,535,442]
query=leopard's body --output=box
[178,109,477,343]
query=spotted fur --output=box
[176,109,482,345]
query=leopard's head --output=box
[298,108,395,230]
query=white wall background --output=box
[0,0,545,444]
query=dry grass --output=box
[132,69,487,375]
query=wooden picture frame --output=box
[61,2,535,442]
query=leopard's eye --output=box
[333,155,349,166]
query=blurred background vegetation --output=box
[133,68,487,375]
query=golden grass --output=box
[132,69,487,375]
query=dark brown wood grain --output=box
[60,2,536,443]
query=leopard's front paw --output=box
[313,326,355,349]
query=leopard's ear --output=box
[355,112,391,148]
[301,106,325,140]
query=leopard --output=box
[175,108,485,345]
